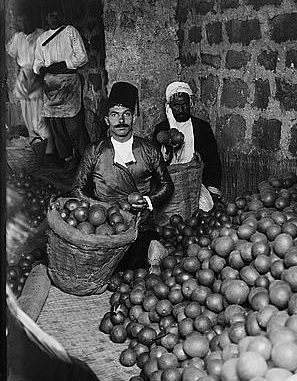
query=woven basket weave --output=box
[6,136,46,173]
[154,155,204,226]
[47,197,139,296]
[219,148,297,202]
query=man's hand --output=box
[130,198,148,212]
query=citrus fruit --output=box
[137,327,157,346]
[247,336,272,360]
[181,366,207,381]
[223,280,249,305]
[264,367,292,381]
[110,324,127,343]
[119,348,137,367]
[221,358,239,381]
[88,204,107,226]
[271,342,297,371]
[212,236,235,258]
[236,351,267,380]
[160,367,182,381]
[183,333,209,358]
[157,352,179,370]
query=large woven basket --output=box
[6,136,46,173]
[47,197,139,296]
[154,155,204,226]
[219,148,297,202]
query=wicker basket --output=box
[219,148,297,202]
[47,197,139,296]
[154,155,204,226]
[6,136,46,173]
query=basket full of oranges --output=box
[47,197,139,296]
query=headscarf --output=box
[165,81,194,164]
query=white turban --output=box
[165,81,193,103]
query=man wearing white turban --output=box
[153,81,222,211]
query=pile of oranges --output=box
[99,171,297,380]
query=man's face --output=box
[169,92,191,122]
[46,10,63,29]
[15,15,33,34]
[105,106,135,142]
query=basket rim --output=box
[47,197,139,249]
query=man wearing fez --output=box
[33,3,90,172]
[153,81,222,211]
[72,82,174,270]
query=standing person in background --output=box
[6,13,54,155]
[153,81,223,212]
[33,3,90,173]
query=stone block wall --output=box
[102,0,180,138]
[177,0,297,160]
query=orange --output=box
[178,318,194,338]
[88,204,107,226]
[206,358,223,379]
[212,236,235,258]
[160,367,182,381]
[264,367,292,381]
[172,343,187,362]
[285,315,297,333]
[184,302,201,319]
[143,357,159,378]
[181,366,207,381]
[247,336,272,360]
[119,348,137,367]
[156,299,173,317]
[221,358,240,381]
[269,283,292,309]
[273,233,294,258]
[238,337,253,354]
[271,342,297,371]
[236,351,267,380]
[222,343,239,362]
[183,333,209,358]
[223,280,249,305]
[160,333,179,351]
[268,327,296,346]
[157,352,179,370]
[257,305,279,328]
[137,327,157,346]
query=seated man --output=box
[153,81,223,211]
[72,82,174,270]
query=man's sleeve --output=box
[33,36,45,74]
[72,144,96,200]
[146,144,174,208]
[65,26,88,69]
[197,121,222,191]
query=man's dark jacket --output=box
[153,116,222,190]
[72,136,174,212]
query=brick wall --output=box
[177,0,297,160]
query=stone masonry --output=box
[177,0,297,160]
